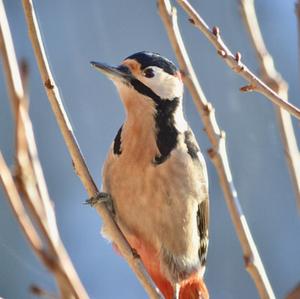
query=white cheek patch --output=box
[141,66,183,99]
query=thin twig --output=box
[157,1,275,298]
[175,0,300,121]
[18,105,89,299]
[0,0,51,246]
[0,152,62,297]
[0,0,26,176]
[0,1,89,298]
[285,283,300,299]
[21,0,163,298]
[30,284,59,299]
[240,0,300,209]
[0,0,44,225]
[0,151,67,299]
[0,0,22,118]
[0,152,43,254]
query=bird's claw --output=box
[131,248,140,259]
[85,192,115,215]
[85,192,110,206]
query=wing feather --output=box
[184,129,209,267]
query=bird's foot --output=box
[85,192,115,215]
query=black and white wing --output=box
[184,128,209,268]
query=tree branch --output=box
[0,152,72,299]
[240,0,300,209]
[286,283,300,299]
[0,152,43,254]
[0,1,90,298]
[0,0,22,118]
[157,1,275,298]
[175,0,300,121]
[20,0,163,298]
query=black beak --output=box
[90,61,132,83]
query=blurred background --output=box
[1,0,300,298]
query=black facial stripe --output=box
[129,77,180,165]
[153,98,180,165]
[126,51,177,75]
[130,78,161,104]
[184,130,200,160]
[123,71,180,165]
[113,126,123,155]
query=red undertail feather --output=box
[179,275,209,299]
[114,240,209,299]
[149,266,209,299]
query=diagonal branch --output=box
[286,283,300,299]
[0,151,75,299]
[21,0,163,298]
[0,152,43,255]
[0,0,22,118]
[0,1,89,297]
[0,0,48,231]
[240,0,300,209]
[157,1,275,298]
[18,105,89,299]
[175,0,300,122]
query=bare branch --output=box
[0,1,89,298]
[0,150,74,299]
[0,0,23,118]
[240,0,300,209]
[285,283,300,299]
[0,152,43,253]
[30,284,58,299]
[0,0,53,241]
[175,0,300,121]
[0,151,76,299]
[18,106,91,299]
[20,0,163,298]
[157,1,275,298]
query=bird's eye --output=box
[143,68,155,78]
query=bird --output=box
[91,51,209,299]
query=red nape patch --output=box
[179,275,209,299]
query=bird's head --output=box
[91,51,183,111]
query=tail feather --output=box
[179,276,209,299]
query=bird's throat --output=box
[116,87,185,165]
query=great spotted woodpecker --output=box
[91,51,209,299]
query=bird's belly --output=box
[103,155,202,282]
